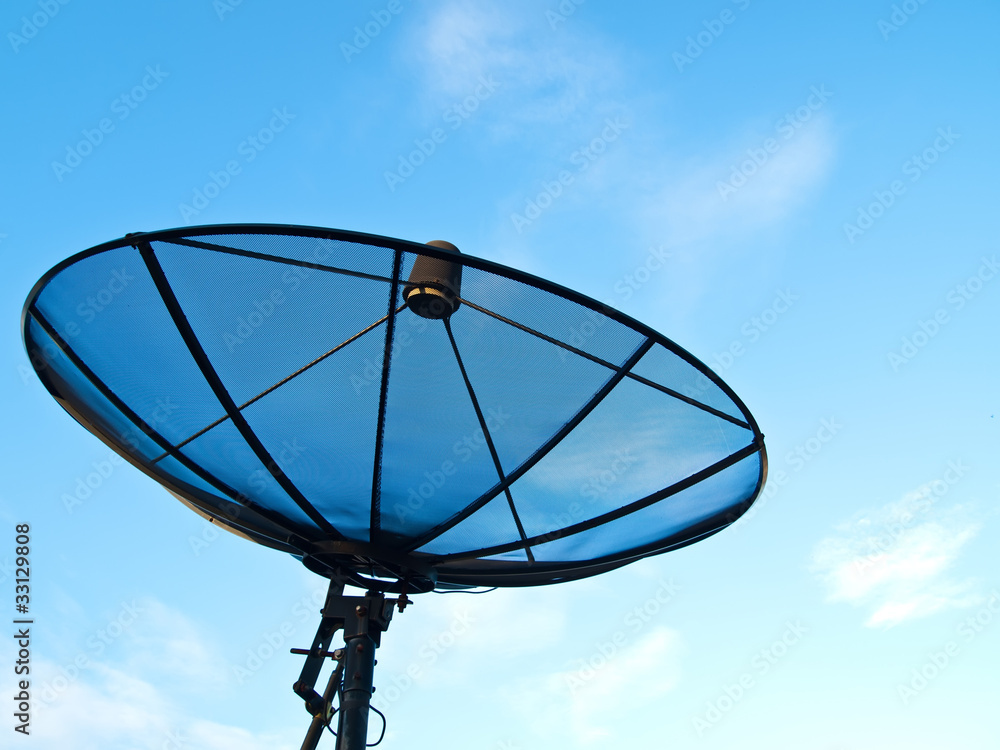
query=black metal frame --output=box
[22,223,767,590]
[291,577,402,750]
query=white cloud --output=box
[622,109,836,325]
[15,657,299,750]
[503,626,683,744]
[407,0,627,134]
[0,597,302,749]
[810,486,982,628]
[642,114,836,249]
[123,598,231,690]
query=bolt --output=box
[356,605,367,617]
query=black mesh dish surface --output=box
[22,225,767,591]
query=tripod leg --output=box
[296,579,347,750]
[299,656,344,750]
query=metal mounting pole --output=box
[336,599,381,750]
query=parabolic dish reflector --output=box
[23,225,766,591]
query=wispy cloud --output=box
[626,109,836,323]
[810,486,982,628]
[503,627,682,744]
[123,598,230,690]
[405,3,838,317]
[19,658,295,750]
[406,0,627,134]
[6,597,295,749]
[641,114,836,248]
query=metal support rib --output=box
[405,337,656,552]
[443,318,535,563]
[431,440,762,562]
[165,235,395,285]
[138,242,343,538]
[458,296,750,429]
[370,248,404,544]
[27,307,308,543]
[151,305,402,462]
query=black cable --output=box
[321,704,385,748]
[433,586,497,595]
[319,660,345,744]
[367,705,387,747]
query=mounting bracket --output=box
[293,578,406,750]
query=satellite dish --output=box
[22,224,766,748]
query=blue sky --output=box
[2,0,998,748]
